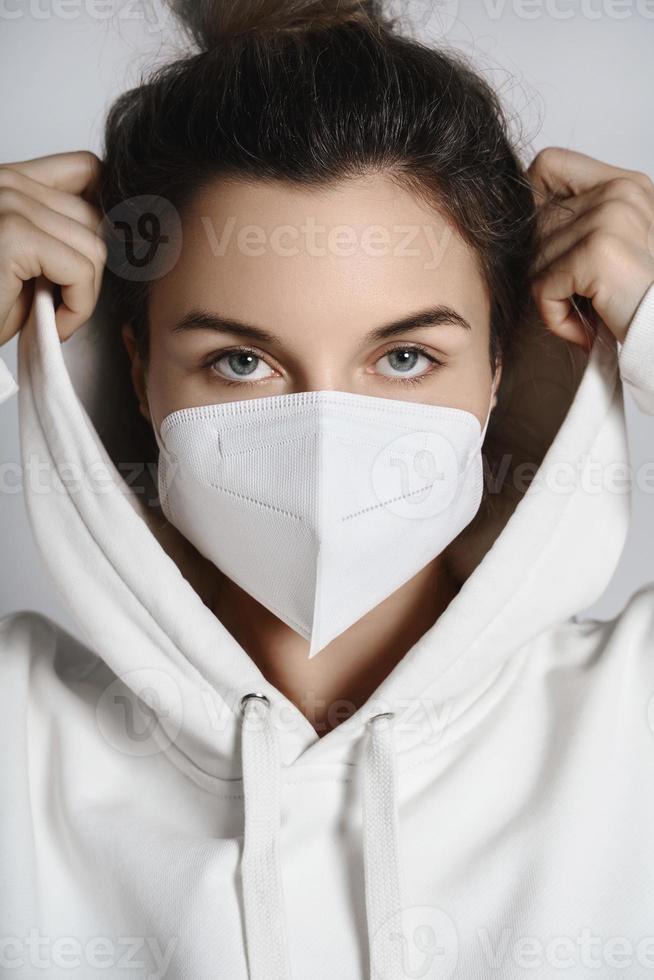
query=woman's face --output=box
[123,174,501,431]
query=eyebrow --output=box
[170,305,472,346]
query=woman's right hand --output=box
[0,150,107,349]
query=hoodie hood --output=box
[17,273,630,783]
[12,273,640,978]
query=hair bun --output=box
[168,0,392,51]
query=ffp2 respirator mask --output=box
[153,385,495,658]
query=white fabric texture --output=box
[1,274,654,978]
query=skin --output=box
[1,148,652,737]
[122,174,502,735]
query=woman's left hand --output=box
[527,146,654,349]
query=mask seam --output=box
[160,398,483,432]
[342,478,446,522]
[206,483,304,522]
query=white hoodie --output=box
[2,274,654,980]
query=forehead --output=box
[149,174,490,339]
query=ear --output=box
[121,323,151,424]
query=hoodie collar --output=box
[17,275,628,782]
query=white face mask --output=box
[153,383,496,658]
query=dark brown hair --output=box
[100,0,539,368]
[96,0,567,549]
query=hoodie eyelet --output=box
[239,692,270,714]
[367,710,395,727]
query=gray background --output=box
[1,0,653,641]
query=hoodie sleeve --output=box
[617,280,654,416]
[0,356,19,406]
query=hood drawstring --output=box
[239,693,291,980]
[361,711,405,978]
[239,693,405,980]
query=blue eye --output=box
[376,345,442,384]
[209,348,276,384]
[206,343,443,387]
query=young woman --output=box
[1,1,654,977]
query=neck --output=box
[210,554,461,737]
[149,509,461,738]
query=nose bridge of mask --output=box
[154,384,497,495]
[156,389,487,464]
